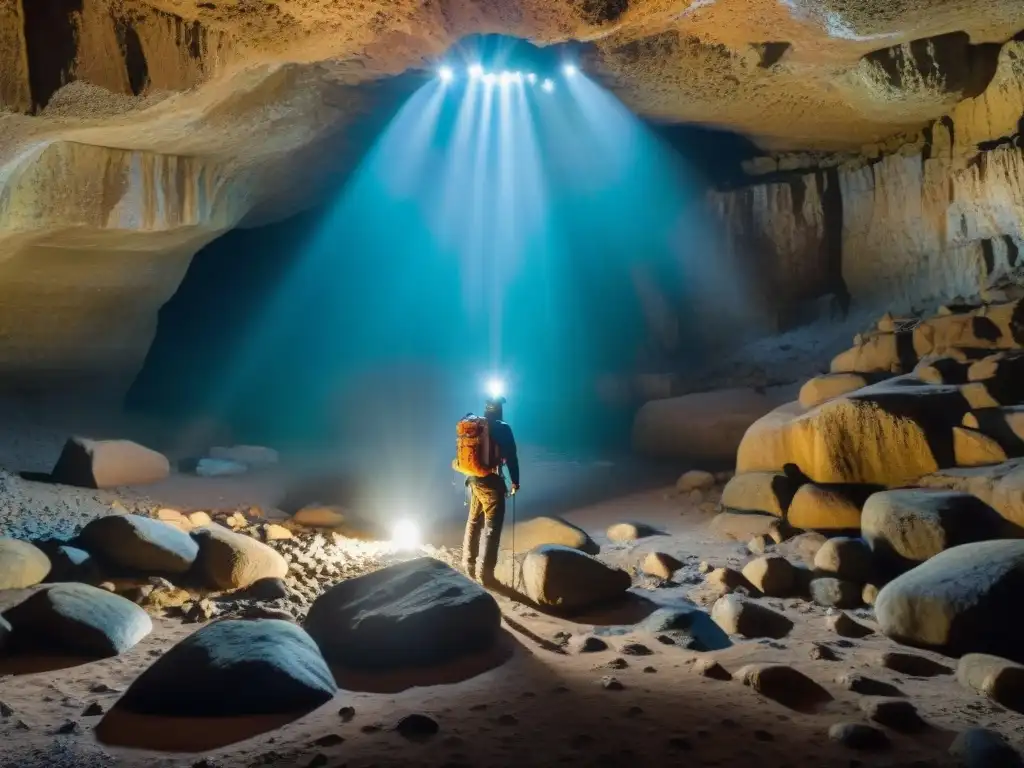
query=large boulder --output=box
[916,459,1024,527]
[953,427,1009,467]
[191,525,288,590]
[50,437,170,489]
[721,472,799,517]
[115,619,335,716]
[0,538,50,589]
[508,516,598,555]
[2,583,152,657]
[861,489,1017,574]
[957,653,1024,712]
[79,514,199,575]
[798,373,884,409]
[963,407,1024,455]
[786,483,877,533]
[874,540,1024,661]
[950,728,1024,768]
[736,378,974,486]
[520,545,631,612]
[305,557,501,668]
[632,385,799,461]
[829,332,904,374]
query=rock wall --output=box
[710,38,1024,320]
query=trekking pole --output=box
[510,489,519,592]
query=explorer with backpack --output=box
[452,395,520,586]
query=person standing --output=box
[453,395,520,586]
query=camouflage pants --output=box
[462,473,506,584]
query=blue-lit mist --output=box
[131,41,755,523]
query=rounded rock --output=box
[0,538,51,589]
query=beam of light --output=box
[482,72,497,86]
[468,63,484,79]
[199,81,448,425]
[527,73,537,85]
[439,66,454,83]
[541,78,555,93]
[562,64,578,77]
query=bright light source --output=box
[439,66,454,82]
[542,78,555,93]
[500,71,514,86]
[527,73,537,84]
[513,71,524,83]
[482,73,497,86]
[391,519,421,551]
[486,378,506,399]
[563,64,578,77]
[468,64,484,79]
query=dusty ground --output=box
[0,418,1022,768]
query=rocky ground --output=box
[1,443,1022,768]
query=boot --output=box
[475,522,501,588]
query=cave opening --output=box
[129,34,760,515]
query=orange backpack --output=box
[452,415,499,477]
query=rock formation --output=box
[0,1,1021,395]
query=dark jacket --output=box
[488,418,520,486]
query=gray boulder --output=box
[509,516,598,555]
[79,514,198,575]
[0,538,50,589]
[862,489,1015,575]
[305,557,501,669]
[875,540,1024,661]
[116,619,336,716]
[2,583,151,657]
[950,728,1023,768]
[191,525,287,590]
[521,545,631,612]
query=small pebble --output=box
[82,702,104,717]
[56,720,80,735]
[601,676,624,690]
[338,706,355,722]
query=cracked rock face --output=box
[0,0,1022,393]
